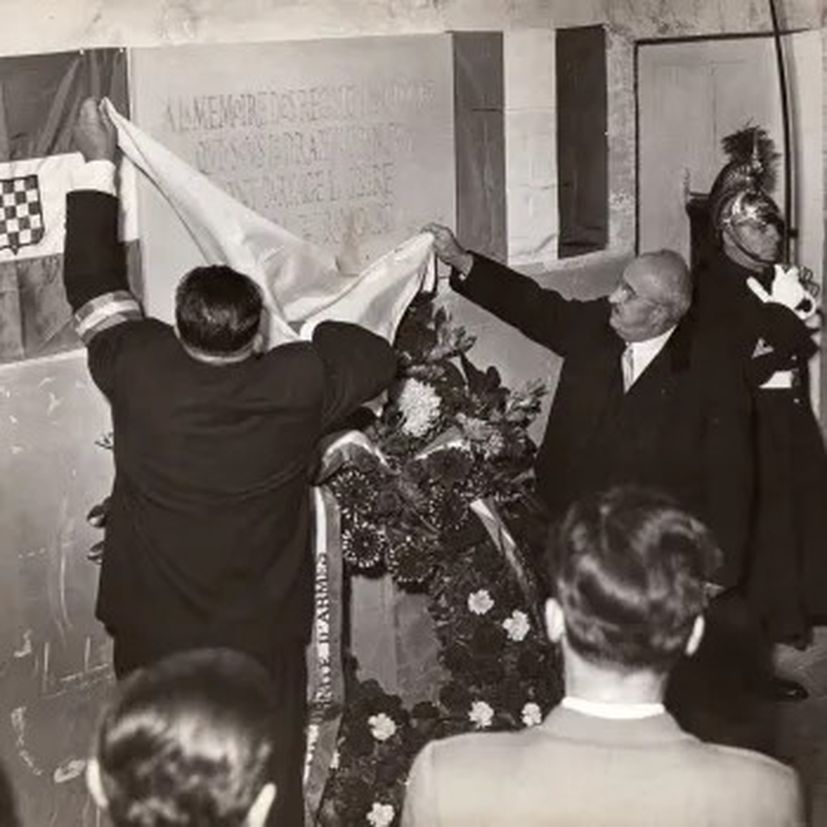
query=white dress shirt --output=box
[624,325,676,388]
[561,695,666,720]
[72,159,117,195]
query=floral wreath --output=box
[318,295,563,826]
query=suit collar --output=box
[666,314,694,372]
[619,314,693,393]
[539,705,694,746]
[576,315,695,437]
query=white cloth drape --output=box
[101,99,436,347]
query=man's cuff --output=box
[454,252,475,282]
[71,160,117,196]
[449,253,476,289]
[73,290,142,343]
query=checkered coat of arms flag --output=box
[0,174,44,255]
[0,48,138,364]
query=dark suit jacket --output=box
[452,254,752,585]
[693,249,817,384]
[693,248,827,639]
[402,707,804,826]
[63,190,397,667]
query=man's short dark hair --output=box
[94,648,277,827]
[549,487,722,673]
[175,266,263,355]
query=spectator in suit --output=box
[402,487,804,827]
[87,648,278,827]
[68,99,397,826]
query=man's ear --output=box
[544,598,565,645]
[255,308,270,353]
[684,615,705,658]
[245,782,276,827]
[652,303,672,329]
[252,331,266,354]
[85,758,108,810]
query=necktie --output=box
[622,344,634,393]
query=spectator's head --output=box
[545,487,721,682]
[87,648,278,827]
[608,250,691,342]
[175,266,265,363]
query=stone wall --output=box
[0,3,824,823]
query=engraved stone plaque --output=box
[129,36,455,320]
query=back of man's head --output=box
[548,487,721,674]
[88,648,278,827]
[175,266,263,358]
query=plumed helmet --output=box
[713,186,784,236]
[708,125,783,236]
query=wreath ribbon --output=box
[303,485,344,826]
[470,497,545,631]
[303,430,388,825]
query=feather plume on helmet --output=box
[708,126,784,232]
[708,125,785,264]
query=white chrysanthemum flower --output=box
[482,430,506,459]
[468,700,495,729]
[502,609,530,642]
[367,802,395,827]
[456,412,488,439]
[467,589,494,615]
[368,712,397,741]
[521,702,542,727]
[397,378,441,437]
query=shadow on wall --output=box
[0,351,115,826]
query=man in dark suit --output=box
[694,171,827,653]
[67,99,397,826]
[402,488,804,827]
[425,224,752,588]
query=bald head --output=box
[635,249,692,318]
[608,250,691,342]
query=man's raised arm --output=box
[64,98,141,338]
[423,223,607,356]
[64,99,142,395]
[313,321,398,430]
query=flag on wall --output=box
[0,49,136,364]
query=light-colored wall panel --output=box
[503,29,557,268]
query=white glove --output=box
[746,264,818,320]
